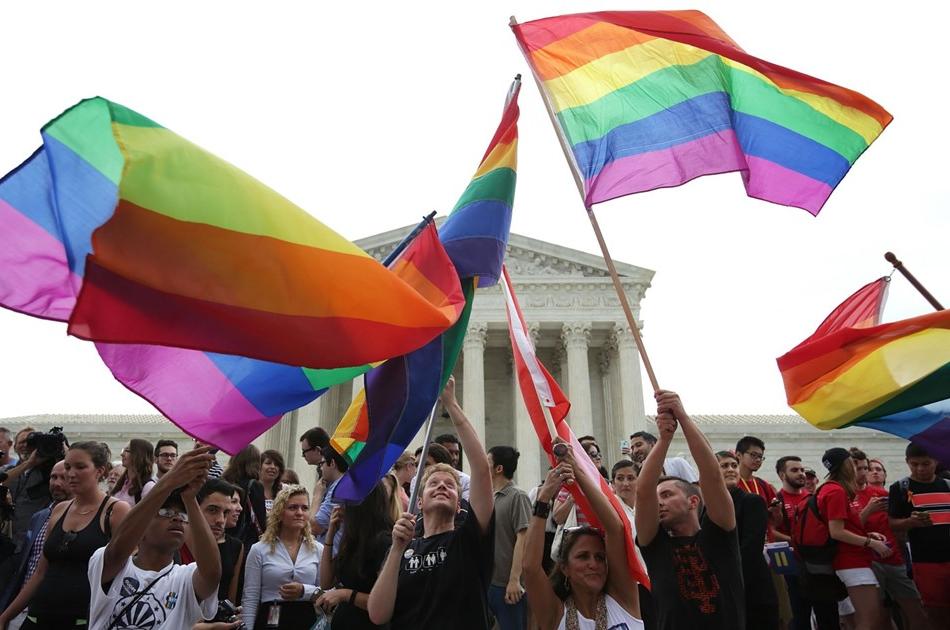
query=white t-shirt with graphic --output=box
[88,546,218,630]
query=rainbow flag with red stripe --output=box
[512,11,891,214]
[0,98,464,452]
[778,279,950,466]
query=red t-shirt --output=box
[853,485,902,565]
[819,482,872,570]
[776,489,810,537]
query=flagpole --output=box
[510,15,660,393]
[407,402,440,515]
[885,252,944,311]
[382,211,437,266]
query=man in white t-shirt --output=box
[628,431,698,482]
[88,447,221,630]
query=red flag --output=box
[501,266,650,589]
[796,277,888,349]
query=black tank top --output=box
[28,495,112,617]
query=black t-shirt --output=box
[639,519,745,630]
[888,477,950,563]
[332,531,391,630]
[392,506,494,630]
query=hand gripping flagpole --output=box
[510,16,660,393]
[885,252,944,311]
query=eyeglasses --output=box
[742,452,765,461]
[157,508,189,523]
[588,452,602,461]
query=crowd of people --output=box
[0,379,947,629]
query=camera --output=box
[214,599,245,628]
[26,427,68,462]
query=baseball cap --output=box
[822,447,851,473]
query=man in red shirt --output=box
[848,448,928,629]
[773,455,838,630]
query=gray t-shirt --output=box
[491,481,531,587]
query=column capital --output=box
[561,321,592,349]
[525,321,541,346]
[611,321,642,348]
[597,348,612,376]
[464,322,488,349]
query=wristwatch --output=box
[533,500,551,519]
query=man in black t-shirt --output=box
[368,376,495,630]
[888,442,950,628]
[635,390,745,630]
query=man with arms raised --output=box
[635,390,744,629]
[88,447,221,629]
[368,376,494,629]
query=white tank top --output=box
[556,593,644,630]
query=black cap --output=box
[822,448,851,473]
[804,469,817,478]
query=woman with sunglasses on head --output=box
[242,485,323,629]
[0,442,130,630]
[525,440,642,630]
[110,438,156,506]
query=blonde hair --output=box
[420,463,460,493]
[384,473,403,522]
[260,485,316,553]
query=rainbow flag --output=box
[512,11,891,214]
[332,77,520,501]
[778,281,950,466]
[0,98,465,452]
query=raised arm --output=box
[635,413,676,546]
[319,506,342,589]
[658,390,736,531]
[523,465,572,630]
[440,376,493,532]
[101,447,214,585]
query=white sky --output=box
[1,2,946,420]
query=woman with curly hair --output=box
[242,485,323,629]
[110,438,155,506]
[260,450,286,514]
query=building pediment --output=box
[356,219,655,285]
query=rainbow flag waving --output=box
[512,11,891,214]
[778,279,950,466]
[332,77,520,501]
[0,98,465,452]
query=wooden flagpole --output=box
[885,252,944,311]
[510,16,660,392]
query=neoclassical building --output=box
[2,227,913,491]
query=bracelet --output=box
[863,536,871,547]
[349,589,358,605]
[532,500,551,519]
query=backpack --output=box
[791,484,837,563]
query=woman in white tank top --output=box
[524,440,644,630]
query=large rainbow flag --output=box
[332,77,520,501]
[778,279,950,466]
[511,11,891,214]
[0,98,464,452]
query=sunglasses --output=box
[157,508,189,523]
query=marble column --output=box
[561,322,593,439]
[512,323,542,487]
[599,339,623,468]
[462,322,488,471]
[613,322,647,434]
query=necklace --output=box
[565,594,608,630]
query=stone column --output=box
[512,323,542,487]
[599,339,623,467]
[462,322,488,471]
[613,322,647,433]
[561,322,593,438]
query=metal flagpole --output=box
[885,252,944,311]
[510,16,660,392]
[407,403,441,515]
[382,211,437,266]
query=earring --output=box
[563,575,571,593]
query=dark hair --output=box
[299,427,330,449]
[550,526,605,600]
[422,443,453,466]
[334,480,394,583]
[715,450,738,463]
[657,475,701,501]
[223,444,262,484]
[611,459,639,480]
[906,443,932,459]
[282,468,300,485]
[321,446,349,473]
[736,436,766,454]
[261,449,286,497]
[111,439,154,503]
[629,431,657,445]
[488,446,520,479]
[578,435,597,445]
[775,455,802,475]
[848,447,868,463]
[197,478,236,505]
[434,433,460,447]
[161,489,186,512]
[69,441,111,471]
[153,440,178,457]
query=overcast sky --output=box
[1,1,946,421]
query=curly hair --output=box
[259,485,316,553]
